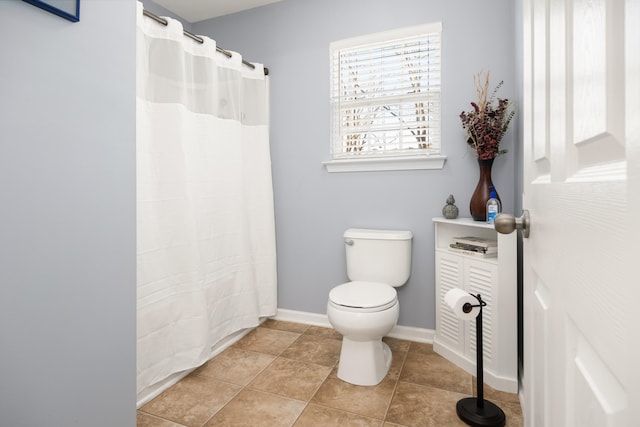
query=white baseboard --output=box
[274,308,435,344]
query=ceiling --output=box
[151,0,284,23]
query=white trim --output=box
[274,308,435,344]
[274,308,333,328]
[330,22,443,50]
[388,324,436,343]
[323,155,446,173]
[518,378,527,426]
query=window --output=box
[324,22,445,172]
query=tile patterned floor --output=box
[138,320,523,427]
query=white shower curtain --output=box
[135,3,276,395]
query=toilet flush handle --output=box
[345,239,354,246]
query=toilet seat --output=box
[329,281,397,313]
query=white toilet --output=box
[327,228,413,386]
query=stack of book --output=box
[448,236,498,258]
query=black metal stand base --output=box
[456,397,506,427]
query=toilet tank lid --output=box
[344,228,413,240]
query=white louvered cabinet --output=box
[432,217,517,393]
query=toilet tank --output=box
[344,228,413,287]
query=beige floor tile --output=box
[262,318,311,334]
[383,337,412,353]
[399,351,472,395]
[140,375,241,427]
[137,411,187,427]
[408,341,435,355]
[280,334,342,367]
[248,357,331,401]
[193,347,275,386]
[293,403,384,427]
[386,343,410,381]
[304,325,343,340]
[232,326,300,355]
[386,381,469,427]
[141,322,523,426]
[311,369,396,420]
[204,389,306,427]
[500,401,524,427]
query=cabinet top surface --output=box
[432,217,496,229]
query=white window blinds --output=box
[330,23,442,160]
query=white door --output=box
[520,0,640,426]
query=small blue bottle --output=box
[486,186,501,224]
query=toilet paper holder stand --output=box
[456,293,506,427]
[461,297,485,314]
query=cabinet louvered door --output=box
[465,259,497,371]
[435,251,465,352]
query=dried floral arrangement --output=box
[459,71,515,160]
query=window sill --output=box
[322,155,446,173]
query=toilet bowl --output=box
[327,281,399,386]
[326,228,412,386]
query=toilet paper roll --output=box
[444,288,480,320]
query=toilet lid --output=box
[329,281,397,310]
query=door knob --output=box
[494,210,530,238]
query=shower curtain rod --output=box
[142,9,270,76]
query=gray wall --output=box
[0,1,136,426]
[194,0,518,329]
